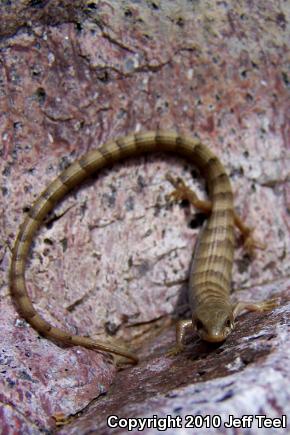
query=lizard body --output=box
[10,130,277,363]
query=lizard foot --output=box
[256,297,280,312]
[243,231,266,256]
[165,174,193,203]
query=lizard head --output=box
[193,304,234,342]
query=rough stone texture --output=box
[0,0,86,39]
[0,0,289,433]
[58,281,290,434]
[0,298,115,432]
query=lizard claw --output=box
[166,344,184,357]
[165,173,198,204]
[257,297,280,312]
[52,412,72,427]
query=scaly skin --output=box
[10,130,277,363]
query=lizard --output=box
[10,130,278,363]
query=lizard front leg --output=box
[167,319,193,356]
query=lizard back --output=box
[10,130,234,362]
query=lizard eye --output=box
[196,319,204,330]
[225,318,232,328]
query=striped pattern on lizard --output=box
[10,130,278,363]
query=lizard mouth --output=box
[204,335,226,343]
[199,332,227,343]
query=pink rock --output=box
[1,1,289,432]
[58,283,290,434]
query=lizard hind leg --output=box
[233,213,266,256]
[165,173,212,213]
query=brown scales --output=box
[10,131,278,363]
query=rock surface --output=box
[0,1,289,433]
[59,281,290,434]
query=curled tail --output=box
[10,130,228,363]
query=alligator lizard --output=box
[10,130,277,363]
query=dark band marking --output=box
[199,237,235,250]
[78,156,90,170]
[115,138,124,149]
[36,320,53,333]
[155,131,177,144]
[211,208,234,219]
[211,172,229,183]
[154,130,163,143]
[204,224,234,235]
[18,232,28,243]
[193,269,230,285]
[28,207,42,221]
[11,284,26,297]
[99,147,115,163]
[116,137,130,150]
[194,254,233,267]
[12,272,25,280]
[212,191,233,200]
[205,157,220,174]
[193,144,204,154]
[196,290,227,303]
[175,136,185,147]
[19,298,35,318]
[134,133,144,147]
[41,190,55,203]
[59,172,72,185]
[194,280,228,294]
